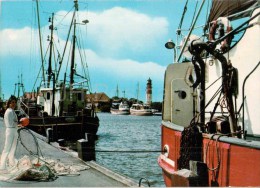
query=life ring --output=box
[209,17,233,51]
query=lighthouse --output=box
[146,78,152,106]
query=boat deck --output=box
[0,118,138,187]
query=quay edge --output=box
[0,118,139,187]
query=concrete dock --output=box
[0,118,139,187]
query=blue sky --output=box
[0,0,208,102]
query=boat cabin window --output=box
[77,93,82,101]
[47,92,51,100]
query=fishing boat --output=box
[130,81,153,116]
[110,101,130,115]
[130,103,153,116]
[17,0,99,142]
[158,0,260,186]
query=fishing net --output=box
[17,127,42,159]
[0,155,90,181]
[0,127,89,182]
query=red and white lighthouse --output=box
[146,78,152,106]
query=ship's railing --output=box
[19,99,36,117]
[162,120,260,149]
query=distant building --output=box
[86,92,110,108]
[146,78,152,106]
[23,92,38,101]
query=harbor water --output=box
[95,112,165,187]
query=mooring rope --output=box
[94,150,163,153]
[139,177,151,187]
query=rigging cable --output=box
[56,7,76,83]
[189,0,198,30]
[177,0,189,36]
[203,0,211,34]
[74,10,90,86]
[76,38,91,90]
[32,44,50,91]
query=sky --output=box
[0,0,209,102]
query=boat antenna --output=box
[35,0,46,87]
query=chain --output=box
[177,123,203,170]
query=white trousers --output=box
[0,128,18,170]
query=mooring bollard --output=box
[57,139,65,147]
[46,128,53,144]
[77,134,96,161]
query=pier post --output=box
[46,128,53,143]
[77,133,96,161]
[58,139,65,147]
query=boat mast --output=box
[14,74,25,98]
[47,13,54,88]
[35,0,46,87]
[116,84,119,97]
[136,82,139,103]
[70,20,76,89]
[70,0,78,101]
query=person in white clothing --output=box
[0,95,20,172]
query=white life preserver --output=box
[209,17,233,52]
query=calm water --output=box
[95,112,165,187]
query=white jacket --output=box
[4,108,18,128]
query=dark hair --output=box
[6,95,17,109]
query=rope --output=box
[94,150,162,153]
[204,130,243,172]
[17,127,43,163]
[139,177,151,187]
[205,134,220,171]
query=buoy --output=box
[20,117,30,126]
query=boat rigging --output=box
[17,0,99,144]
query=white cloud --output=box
[0,27,35,56]
[56,7,169,56]
[85,49,165,81]
[87,7,168,53]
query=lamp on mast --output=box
[165,39,176,63]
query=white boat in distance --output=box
[110,102,130,115]
[130,103,153,116]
